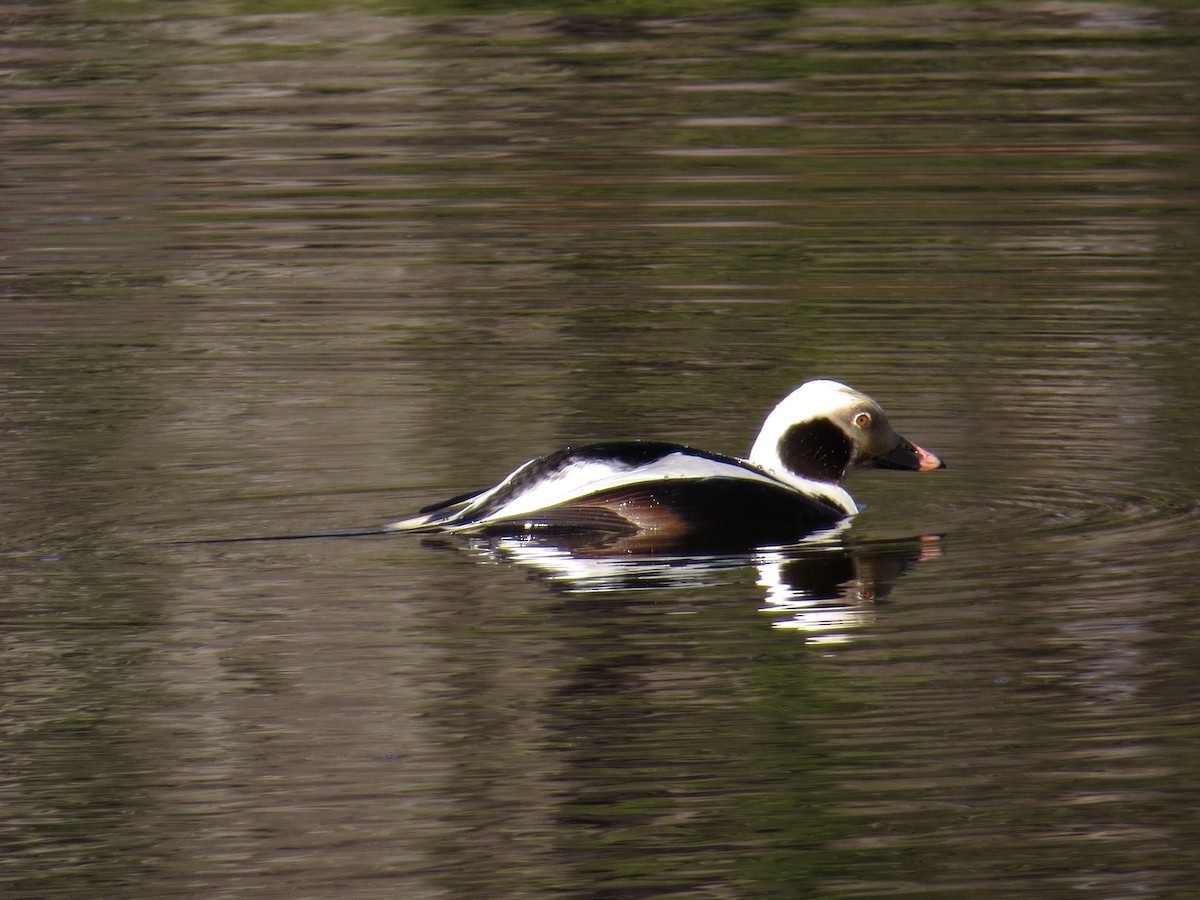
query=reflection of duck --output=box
[390,380,943,552]
[757,534,942,640]
[437,530,940,641]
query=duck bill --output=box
[874,437,945,472]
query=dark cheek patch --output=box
[778,419,854,483]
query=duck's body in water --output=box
[389,380,944,551]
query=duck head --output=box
[749,380,944,496]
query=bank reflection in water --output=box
[426,529,940,642]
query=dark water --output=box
[4,2,1200,896]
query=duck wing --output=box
[476,476,847,549]
[390,441,761,532]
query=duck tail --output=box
[385,513,440,532]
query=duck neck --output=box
[750,423,858,517]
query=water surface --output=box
[3,2,1200,897]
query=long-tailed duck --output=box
[388,379,943,548]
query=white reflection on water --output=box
[756,535,941,640]
[439,527,940,642]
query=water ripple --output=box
[980,483,1196,543]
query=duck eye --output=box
[854,412,872,429]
